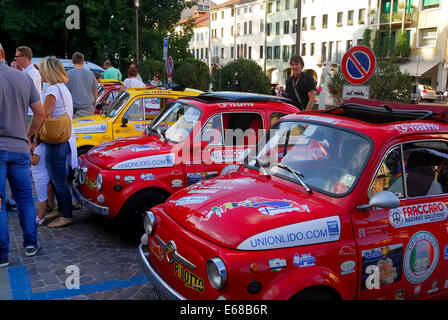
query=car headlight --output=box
[96,173,103,191]
[143,211,156,235]
[79,167,87,185]
[207,257,227,290]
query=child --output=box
[31,141,56,226]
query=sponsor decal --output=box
[140,173,155,181]
[341,260,356,275]
[124,176,135,183]
[112,153,175,170]
[174,262,204,293]
[74,124,107,134]
[210,149,246,163]
[76,119,95,123]
[404,231,439,284]
[237,216,341,251]
[358,224,389,238]
[293,253,316,268]
[170,170,182,176]
[413,285,421,298]
[218,102,254,108]
[86,176,97,190]
[427,279,439,294]
[269,258,286,271]
[200,197,310,222]
[395,289,405,300]
[339,246,356,256]
[395,123,440,134]
[361,244,403,290]
[187,172,218,186]
[188,189,218,194]
[82,135,93,139]
[220,164,240,175]
[389,202,448,228]
[149,238,164,261]
[134,123,150,131]
[172,179,183,187]
[176,196,209,206]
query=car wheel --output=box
[117,189,169,244]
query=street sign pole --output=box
[163,37,168,62]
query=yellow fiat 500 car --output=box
[74,86,203,154]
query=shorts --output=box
[34,183,48,203]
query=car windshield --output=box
[148,101,202,143]
[245,120,372,196]
[104,91,129,118]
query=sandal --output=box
[47,204,58,213]
[45,211,61,221]
[46,217,75,228]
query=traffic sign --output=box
[166,56,174,77]
[163,37,168,61]
[341,46,376,85]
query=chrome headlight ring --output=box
[207,257,227,290]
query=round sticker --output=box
[404,231,439,284]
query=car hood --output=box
[162,172,342,250]
[85,134,174,169]
[73,115,109,134]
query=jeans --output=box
[0,151,38,260]
[46,142,73,219]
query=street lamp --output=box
[134,0,140,64]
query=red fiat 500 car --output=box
[73,92,298,242]
[139,98,448,300]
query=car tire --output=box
[116,189,169,244]
[291,287,338,300]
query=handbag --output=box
[39,84,72,144]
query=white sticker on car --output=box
[112,153,175,170]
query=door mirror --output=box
[95,102,103,111]
[121,117,128,127]
[357,191,400,211]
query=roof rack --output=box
[184,91,293,104]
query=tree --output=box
[212,59,271,94]
[174,58,210,91]
[328,60,413,105]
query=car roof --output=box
[176,91,298,113]
[31,57,105,74]
[125,86,203,97]
[281,97,448,141]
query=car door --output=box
[184,111,265,186]
[114,96,162,139]
[353,140,448,300]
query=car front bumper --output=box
[72,181,109,216]
[138,243,186,300]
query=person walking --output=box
[15,46,42,121]
[0,43,45,267]
[103,60,122,81]
[37,56,78,228]
[65,52,98,118]
[284,55,316,111]
[150,72,163,87]
[123,67,146,89]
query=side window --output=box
[369,146,404,198]
[222,113,264,146]
[124,98,144,121]
[403,141,448,197]
[270,112,287,126]
[144,97,161,121]
[103,90,119,107]
[199,114,223,145]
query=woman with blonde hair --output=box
[37,56,78,228]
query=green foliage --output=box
[396,30,411,58]
[328,60,413,105]
[212,59,271,94]
[361,28,372,47]
[174,58,211,91]
[0,0,194,74]
[138,59,166,83]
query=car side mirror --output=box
[121,117,128,127]
[95,102,103,111]
[356,191,400,211]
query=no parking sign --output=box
[341,46,376,85]
[166,56,174,77]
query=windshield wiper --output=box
[275,163,311,193]
[254,156,269,176]
[156,127,167,143]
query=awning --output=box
[399,60,440,77]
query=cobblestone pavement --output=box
[0,201,155,300]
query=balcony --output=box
[377,9,416,27]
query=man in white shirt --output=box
[15,46,42,120]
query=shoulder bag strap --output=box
[55,84,68,115]
[292,75,304,109]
